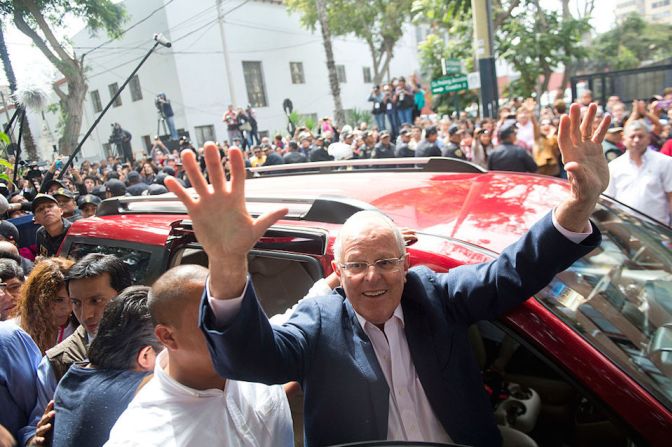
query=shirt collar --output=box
[154,349,227,398]
[352,303,405,331]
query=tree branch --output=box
[52,82,66,102]
[494,0,522,29]
[19,0,77,67]
[12,10,61,69]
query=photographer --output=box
[108,123,134,164]
[368,85,386,132]
[155,93,178,141]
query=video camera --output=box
[155,93,167,117]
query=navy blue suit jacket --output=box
[200,212,601,447]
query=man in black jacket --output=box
[415,126,442,157]
[33,194,71,257]
[488,120,538,173]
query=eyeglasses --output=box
[0,282,20,293]
[339,255,406,276]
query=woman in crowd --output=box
[471,128,494,170]
[15,257,76,354]
[533,119,561,177]
[140,162,157,185]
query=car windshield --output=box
[537,200,672,410]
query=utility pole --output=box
[471,0,498,118]
[217,0,237,107]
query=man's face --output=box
[607,131,623,145]
[580,92,592,106]
[56,196,76,215]
[623,128,649,156]
[80,204,97,218]
[34,202,63,227]
[84,178,95,192]
[0,277,22,320]
[333,223,409,325]
[68,273,119,337]
[50,286,72,328]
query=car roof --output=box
[244,171,571,253]
[68,170,570,254]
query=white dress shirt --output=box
[606,148,672,225]
[105,350,293,447]
[208,210,592,442]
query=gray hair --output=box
[333,211,405,263]
[625,120,650,135]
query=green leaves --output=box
[0,132,10,146]
[586,12,672,71]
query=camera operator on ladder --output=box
[108,123,134,164]
[156,93,178,141]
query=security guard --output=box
[77,194,102,219]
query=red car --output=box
[60,159,672,447]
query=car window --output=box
[536,202,672,410]
[67,242,154,285]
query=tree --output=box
[496,2,590,98]
[0,0,125,156]
[314,0,345,128]
[0,20,38,161]
[585,13,672,71]
[414,0,591,98]
[286,0,414,85]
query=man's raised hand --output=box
[164,143,287,298]
[555,103,611,232]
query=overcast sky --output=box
[1,0,616,90]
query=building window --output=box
[194,125,216,147]
[90,90,102,113]
[108,83,122,107]
[363,67,372,83]
[242,61,268,108]
[290,62,305,84]
[336,65,347,83]
[130,75,143,102]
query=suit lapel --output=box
[401,271,454,430]
[342,296,389,439]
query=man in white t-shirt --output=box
[605,120,672,225]
[106,265,293,447]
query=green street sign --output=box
[443,58,463,75]
[430,75,469,95]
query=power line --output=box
[171,0,252,44]
[82,0,176,58]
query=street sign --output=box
[442,58,463,75]
[431,75,469,95]
[467,72,481,90]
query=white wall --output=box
[43,0,421,160]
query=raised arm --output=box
[555,103,610,232]
[164,144,287,299]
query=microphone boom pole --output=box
[60,36,169,178]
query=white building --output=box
[615,0,672,24]
[59,0,421,160]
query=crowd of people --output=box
[0,78,670,446]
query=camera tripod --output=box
[156,110,169,138]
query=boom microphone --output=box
[153,33,172,48]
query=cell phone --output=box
[55,160,63,170]
[655,99,672,110]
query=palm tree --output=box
[0,20,38,161]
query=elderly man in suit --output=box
[165,103,610,447]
